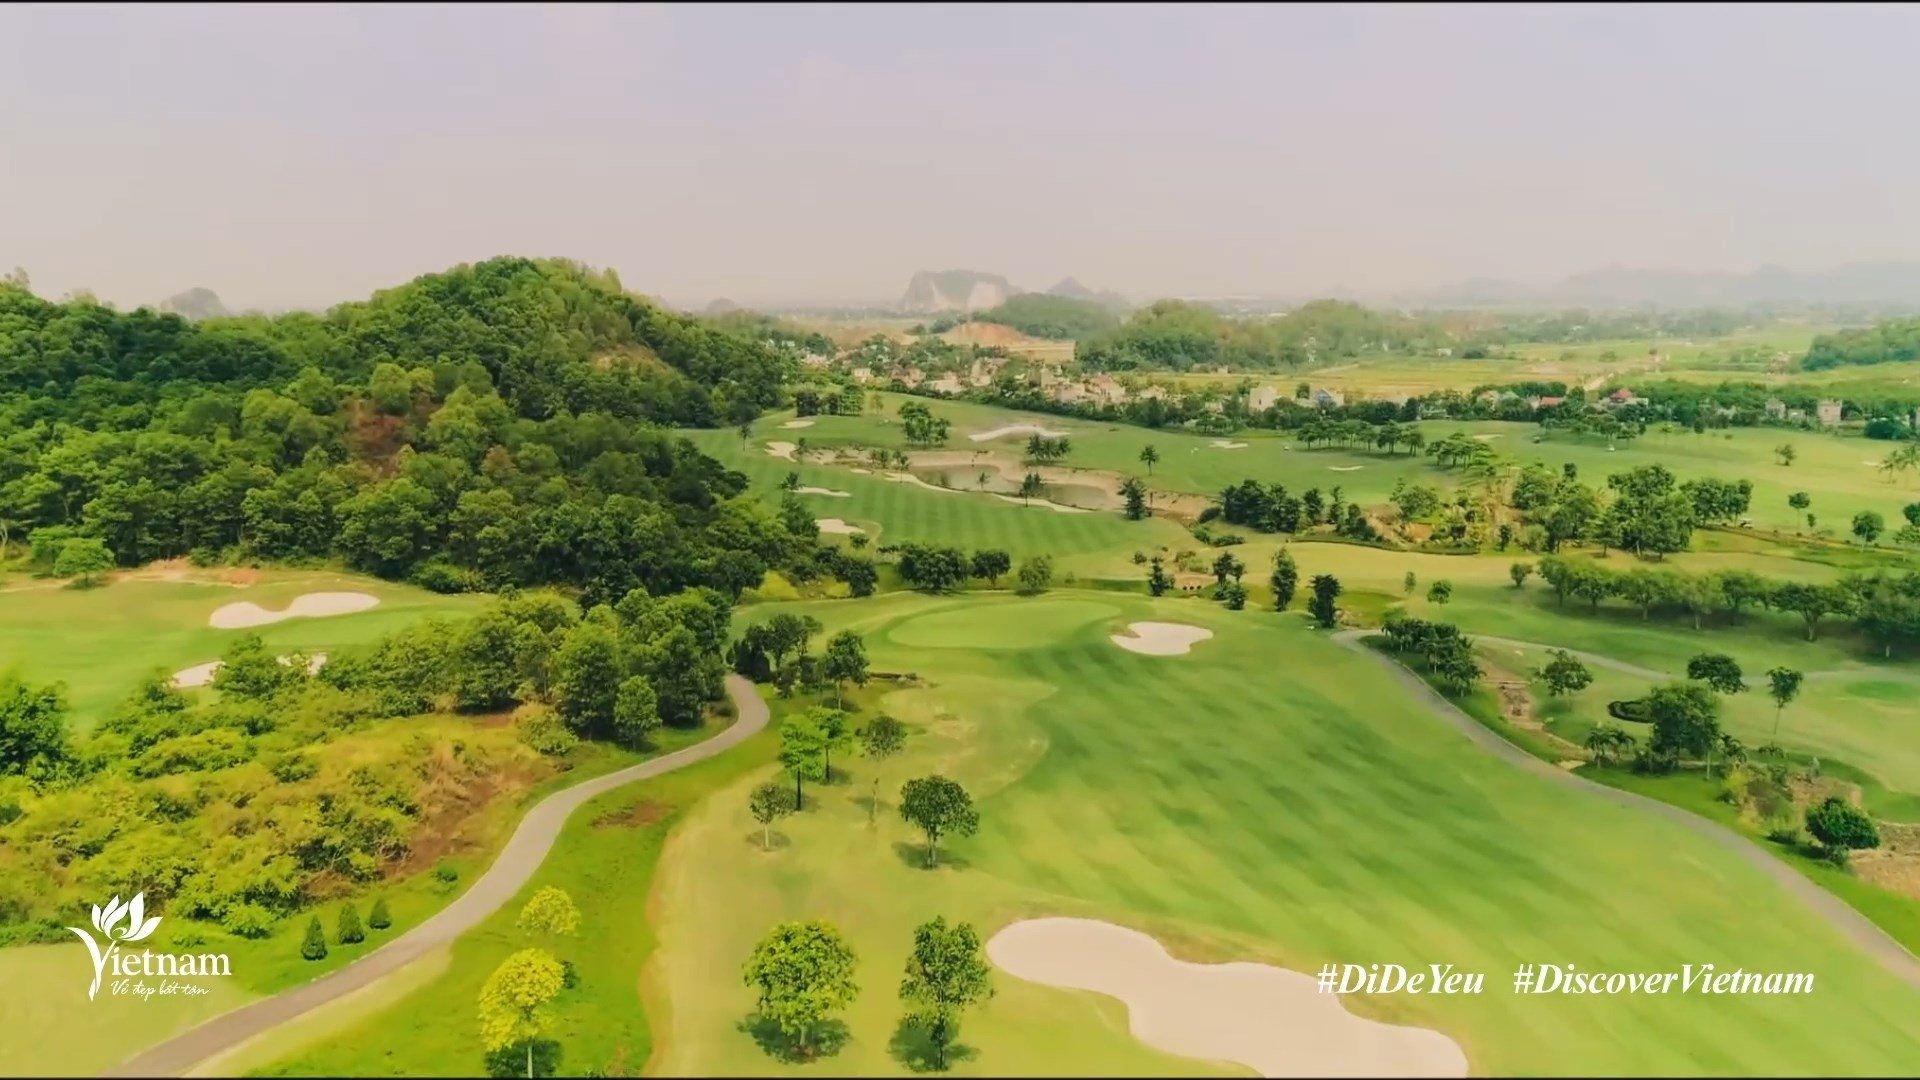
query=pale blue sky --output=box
[4,3,1918,309]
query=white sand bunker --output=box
[1110,622,1213,656]
[1327,465,1365,472]
[208,592,379,629]
[172,653,328,689]
[795,486,852,498]
[815,518,865,535]
[1210,439,1249,449]
[764,441,797,460]
[971,423,1067,442]
[851,467,873,474]
[988,919,1466,1078]
[1471,433,1502,441]
[781,419,815,429]
[990,493,1091,513]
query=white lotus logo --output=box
[69,893,163,1000]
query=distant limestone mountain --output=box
[1404,262,1920,311]
[157,287,229,320]
[1046,276,1131,312]
[899,270,1018,313]
[704,297,743,315]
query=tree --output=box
[1583,723,1634,766]
[1905,502,1920,528]
[337,903,365,945]
[1852,510,1885,545]
[1139,444,1159,475]
[779,710,830,808]
[749,781,798,850]
[1211,551,1244,585]
[1015,556,1052,596]
[1765,667,1803,741]
[1772,582,1846,641]
[1219,581,1247,610]
[899,775,979,868]
[1539,650,1592,696]
[821,631,869,707]
[1509,561,1533,589]
[1425,580,1453,606]
[369,897,393,930]
[54,537,114,586]
[1402,570,1417,596]
[0,673,68,777]
[1147,555,1173,597]
[1017,472,1044,505]
[1805,796,1880,862]
[742,921,859,1058]
[517,887,581,938]
[300,915,328,961]
[898,918,995,1071]
[612,675,661,749]
[1788,491,1811,511]
[1307,573,1341,628]
[1646,682,1722,765]
[1775,443,1796,466]
[968,549,1010,586]
[1270,548,1298,611]
[553,622,623,739]
[1121,477,1148,520]
[1685,653,1746,696]
[479,949,566,1079]
[857,715,907,825]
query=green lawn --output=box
[0,569,487,727]
[633,591,1920,1076]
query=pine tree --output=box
[368,896,392,930]
[300,915,329,961]
[337,903,365,945]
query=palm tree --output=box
[1139,444,1159,475]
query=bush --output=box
[432,862,460,886]
[561,958,581,989]
[368,897,392,930]
[411,559,482,594]
[1606,699,1652,724]
[516,708,578,757]
[337,903,365,945]
[222,903,277,939]
[300,915,329,961]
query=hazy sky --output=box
[5,3,1920,311]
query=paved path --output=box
[1332,630,1920,988]
[108,675,769,1078]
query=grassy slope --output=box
[644,591,1920,1076]
[253,723,778,1078]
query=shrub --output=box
[411,559,482,594]
[337,903,365,945]
[368,897,392,930]
[516,709,578,757]
[223,903,277,939]
[432,862,460,885]
[300,915,329,961]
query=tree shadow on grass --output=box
[890,841,971,872]
[482,1038,562,1078]
[743,830,793,852]
[888,1016,977,1073]
[738,1013,850,1064]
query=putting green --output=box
[887,598,1120,650]
[649,591,1920,1076]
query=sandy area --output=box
[885,471,962,494]
[971,423,1067,443]
[1110,622,1214,656]
[1471,434,1502,441]
[172,653,329,689]
[1328,465,1365,472]
[987,918,1466,1078]
[989,493,1092,513]
[780,419,815,429]
[850,467,873,474]
[814,518,865,535]
[764,441,798,461]
[1210,440,1249,449]
[208,592,379,629]
[795,486,852,498]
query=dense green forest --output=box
[0,257,855,602]
[965,294,1121,340]
[1076,299,1413,371]
[1804,317,1920,370]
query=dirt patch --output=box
[593,800,670,829]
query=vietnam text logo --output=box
[67,893,232,1001]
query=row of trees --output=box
[885,543,1052,595]
[1378,615,1484,694]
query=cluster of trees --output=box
[790,384,866,418]
[1534,554,1920,656]
[1804,317,1920,370]
[965,294,1121,340]
[897,400,952,447]
[475,886,586,1078]
[0,589,733,945]
[1504,463,1747,557]
[1378,614,1483,693]
[1021,434,1072,464]
[0,259,844,603]
[1213,481,1377,541]
[1077,299,1418,372]
[884,543,1051,595]
[742,915,992,1070]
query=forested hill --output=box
[0,257,858,604]
[1077,299,1412,371]
[1804,317,1920,370]
[1,256,788,427]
